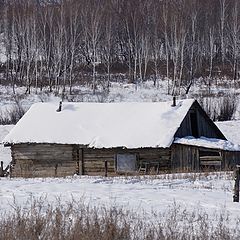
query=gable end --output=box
[174,100,226,140]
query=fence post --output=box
[0,161,3,177]
[105,160,108,177]
[233,165,240,202]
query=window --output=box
[199,149,222,171]
[190,111,199,137]
[116,154,137,172]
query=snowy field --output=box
[0,173,239,225]
[0,123,240,225]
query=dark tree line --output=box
[0,0,240,95]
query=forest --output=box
[0,0,239,95]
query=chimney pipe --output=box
[56,101,62,112]
[172,96,176,107]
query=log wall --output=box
[82,148,171,175]
[11,144,76,177]
[172,144,240,171]
[10,144,171,177]
[10,143,240,177]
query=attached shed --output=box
[3,99,240,177]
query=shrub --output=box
[0,98,25,125]
[0,198,240,240]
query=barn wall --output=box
[11,144,76,177]
[171,144,240,171]
[81,148,171,175]
[222,151,240,169]
[10,144,171,177]
[171,144,199,172]
[11,143,239,177]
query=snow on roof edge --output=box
[174,136,240,152]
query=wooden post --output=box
[0,161,3,177]
[54,164,58,177]
[233,165,240,202]
[76,148,80,175]
[105,160,108,177]
[79,148,84,175]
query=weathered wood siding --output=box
[171,144,240,171]
[222,151,240,169]
[175,102,225,139]
[80,148,171,175]
[11,144,76,177]
[10,144,171,177]
[11,143,240,177]
[171,144,199,172]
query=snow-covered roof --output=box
[215,120,240,145]
[174,136,240,151]
[3,99,195,148]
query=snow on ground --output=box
[0,125,14,167]
[0,173,238,225]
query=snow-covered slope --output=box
[216,120,240,145]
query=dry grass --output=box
[0,97,25,125]
[0,197,240,240]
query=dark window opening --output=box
[199,149,222,171]
[190,111,199,137]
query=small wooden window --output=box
[116,154,137,172]
[190,111,199,138]
[199,149,222,171]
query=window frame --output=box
[115,153,138,173]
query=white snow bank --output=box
[3,99,195,148]
[174,136,240,151]
[216,120,240,145]
[0,125,14,167]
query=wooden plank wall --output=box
[11,144,75,177]
[82,148,171,175]
[11,144,171,177]
[11,143,240,177]
[175,102,225,140]
[222,151,240,170]
[171,144,199,172]
[172,144,240,172]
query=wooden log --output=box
[233,166,240,202]
[200,161,222,166]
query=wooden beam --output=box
[233,166,240,202]
[79,148,84,175]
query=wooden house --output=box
[3,99,240,178]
